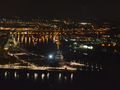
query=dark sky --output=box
[0,0,120,21]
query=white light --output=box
[83,45,88,49]
[64,76,67,80]
[48,54,53,59]
[70,39,76,41]
[70,73,73,80]
[34,73,38,79]
[58,73,62,79]
[89,46,93,49]
[73,42,77,45]
[5,71,8,77]
[87,46,93,50]
[80,45,93,50]
[47,73,50,79]
[27,73,30,78]
[4,47,8,50]
[65,39,68,41]
[80,22,87,25]
[14,72,17,78]
[41,73,45,80]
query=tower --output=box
[55,50,64,66]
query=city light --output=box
[80,45,94,50]
[0,17,118,87]
[48,54,54,59]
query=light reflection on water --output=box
[47,73,50,79]
[2,71,76,81]
[41,73,45,80]
[14,72,18,78]
[4,71,8,78]
[70,73,73,80]
[1,62,103,81]
[58,73,62,80]
[27,73,30,78]
[64,76,67,80]
[34,73,38,79]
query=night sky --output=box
[0,0,120,21]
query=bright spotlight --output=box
[48,54,53,59]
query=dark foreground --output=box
[0,68,119,90]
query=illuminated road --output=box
[0,64,78,71]
[7,52,38,68]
